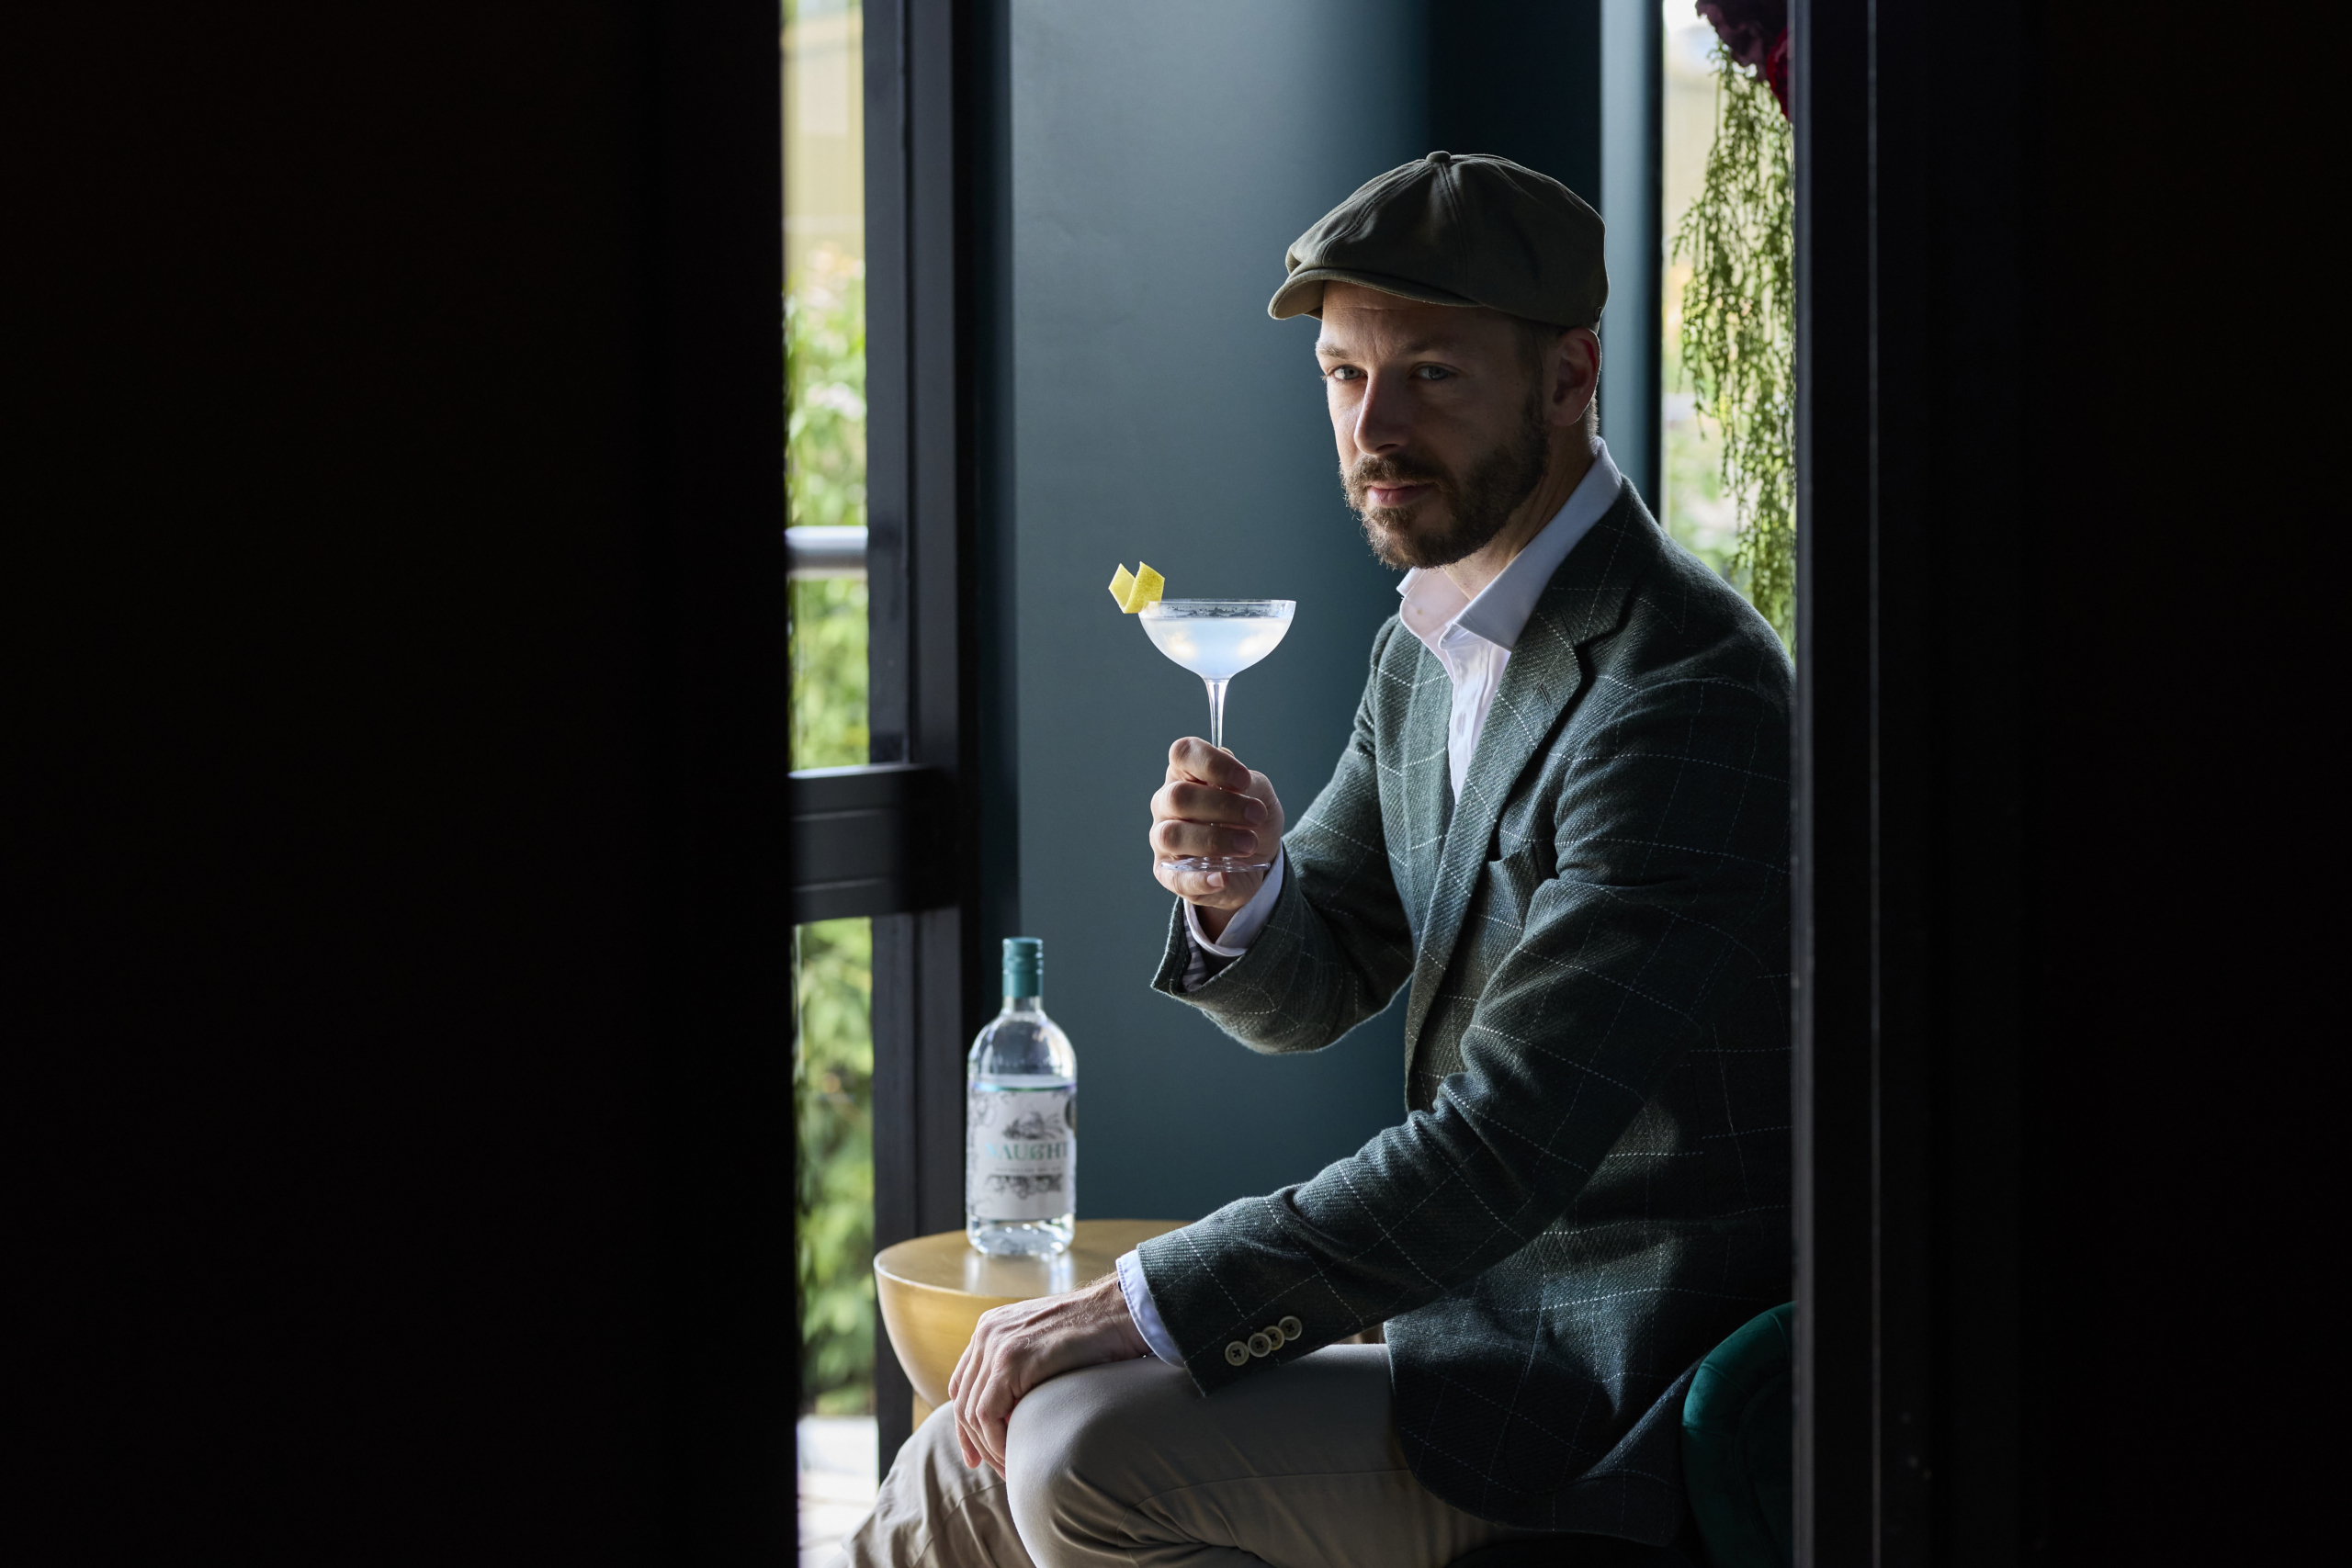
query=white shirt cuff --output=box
[1181,848,1284,957]
[1115,1248,1183,1365]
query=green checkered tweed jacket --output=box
[1138,483,1792,1541]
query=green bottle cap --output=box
[1002,937,1043,998]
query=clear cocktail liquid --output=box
[1136,600,1296,872]
[966,937,1076,1257]
[1138,611,1292,681]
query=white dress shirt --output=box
[1125,441,1625,1364]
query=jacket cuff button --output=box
[1224,1340,1250,1367]
[1279,1316,1303,1340]
[1247,1332,1273,1359]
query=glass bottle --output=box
[966,937,1076,1256]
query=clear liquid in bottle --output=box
[966,936,1076,1257]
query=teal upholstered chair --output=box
[1679,1302,1792,1568]
[1447,1302,1793,1568]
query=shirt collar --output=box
[1396,439,1623,656]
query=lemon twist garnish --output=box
[1108,561,1164,613]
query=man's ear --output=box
[1550,327,1601,427]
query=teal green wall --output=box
[1008,0,1428,1221]
[1003,0,1611,1223]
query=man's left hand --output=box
[945,1272,1151,1473]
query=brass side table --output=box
[873,1219,1185,1428]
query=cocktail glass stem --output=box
[1204,679,1229,751]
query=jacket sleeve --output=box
[1136,652,1790,1392]
[1149,619,1419,1054]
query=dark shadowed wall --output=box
[17,4,791,1555]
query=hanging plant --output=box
[1674,2,1794,642]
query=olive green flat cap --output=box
[1269,151,1608,328]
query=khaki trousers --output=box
[828,1346,1556,1568]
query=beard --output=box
[1343,383,1551,570]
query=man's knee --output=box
[1003,1361,1174,1552]
[1002,1363,1125,1505]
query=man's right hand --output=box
[1149,739,1285,940]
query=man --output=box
[838,152,1790,1568]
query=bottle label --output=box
[967,1081,1075,1222]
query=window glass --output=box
[1661,0,1736,577]
[785,0,877,1550]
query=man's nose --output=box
[1351,372,1413,456]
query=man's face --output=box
[1316,286,1549,570]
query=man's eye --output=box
[1412,365,1453,380]
[1324,366,1363,382]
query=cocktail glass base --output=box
[1158,855,1278,875]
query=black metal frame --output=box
[1792,2,1871,1555]
[841,0,1013,1465]
[1794,1,2038,1558]
[1599,0,1664,510]
[787,764,955,925]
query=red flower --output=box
[1694,2,1793,120]
[1762,28,1791,118]
[1693,0,1782,70]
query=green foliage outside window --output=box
[795,911,873,1413]
[792,573,869,775]
[1671,54,1795,646]
[787,254,867,536]
[790,252,877,1415]
[1660,333,1736,581]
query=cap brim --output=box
[1267,266,1482,321]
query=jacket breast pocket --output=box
[1475,832,1555,942]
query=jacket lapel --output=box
[1398,637,1455,943]
[1398,483,1658,1059]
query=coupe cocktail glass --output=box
[1138,598,1295,874]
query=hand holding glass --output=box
[1138,599,1295,874]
